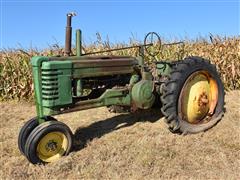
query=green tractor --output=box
[18,13,224,164]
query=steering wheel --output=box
[144,32,161,57]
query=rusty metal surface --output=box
[49,55,135,61]
[72,58,138,68]
[178,71,219,124]
[64,13,76,56]
[72,67,135,78]
[71,57,138,78]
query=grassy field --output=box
[0,90,239,179]
[0,35,240,100]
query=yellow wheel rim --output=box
[37,131,68,162]
[178,71,218,124]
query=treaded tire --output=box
[24,121,72,164]
[18,116,57,155]
[161,56,224,134]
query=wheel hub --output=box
[178,71,218,124]
[37,131,68,162]
[198,92,209,107]
[45,140,58,152]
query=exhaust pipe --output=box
[65,12,76,56]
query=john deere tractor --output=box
[18,13,224,164]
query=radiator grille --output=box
[41,69,60,100]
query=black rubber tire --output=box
[18,116,57,155]
[161,56,224,134]
[24,121,73,164]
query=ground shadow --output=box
[72,109,163,151]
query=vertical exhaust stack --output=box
[65,12,76,56]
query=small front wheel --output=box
[18,116,57,155]
[24,121,73,164]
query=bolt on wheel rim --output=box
[37,132,68,162]
[178,71,219,124]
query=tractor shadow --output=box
[72,108,163,151]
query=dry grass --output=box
[0,91,239,179]
[0,35,240,100]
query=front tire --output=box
[18,116,57,155]
[161,57,224,134]
[24,121,73,164]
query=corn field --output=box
[0,35,239,101]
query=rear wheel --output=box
[24,121,72,164]
[161,57,224,134]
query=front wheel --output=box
[18,116,57,155]
[24,121,73,164]
[161,57,224,134]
